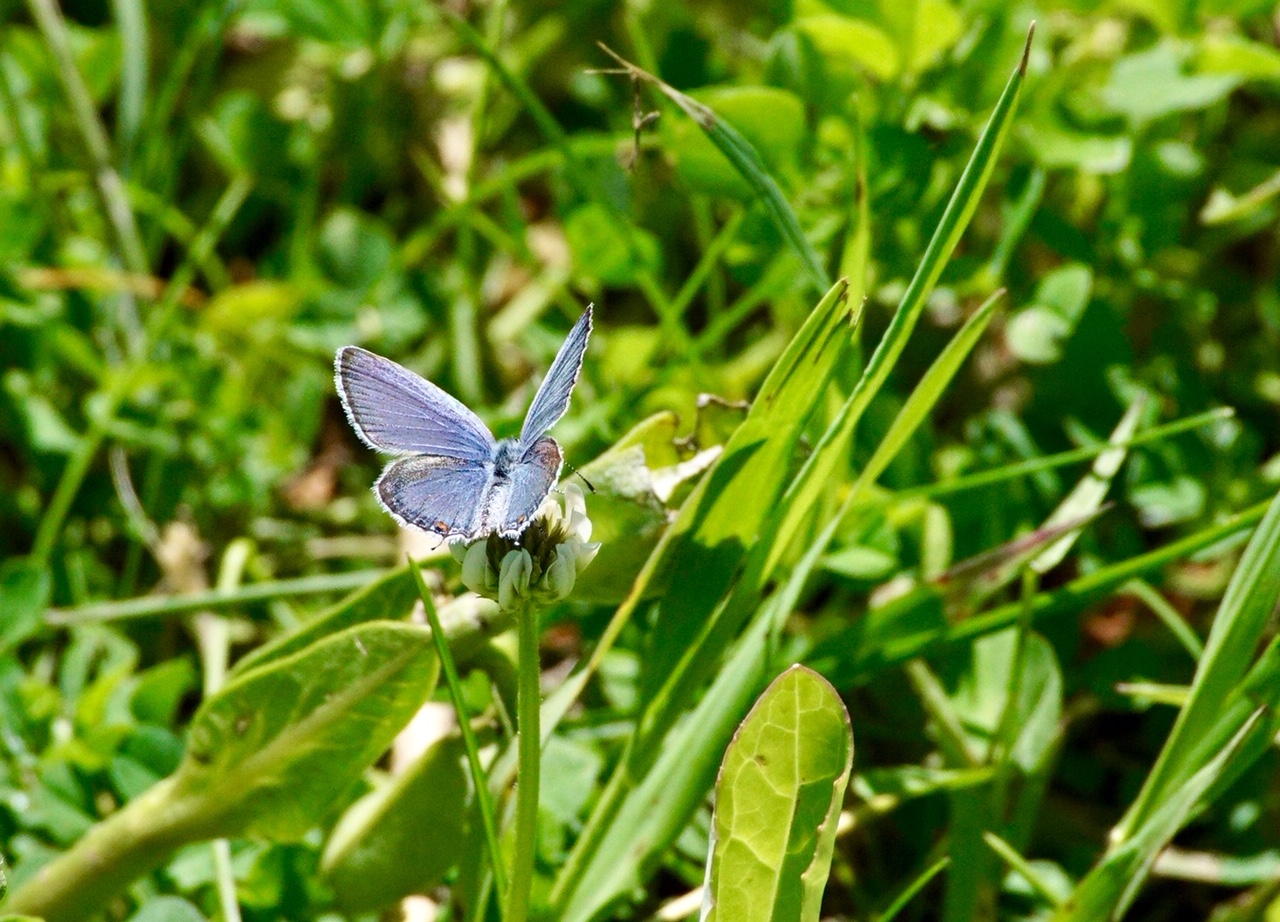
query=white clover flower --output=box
[451,483,600,612]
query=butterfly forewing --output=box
[519,305,593,446]
[336,346,496,459]
[375,455,492,538]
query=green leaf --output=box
[794,15,898,80]
[123,897,207,922]
[1194,33,1280,80]
[317,207,395,291]
[173,621,439,839]
[565,203,663,286]
[321,735,474,912]
[0,560,50,654]
[1102,40,1239,123]
[230,567,420,676]
[1005,264,1094,366]
[701,666,853,922]
[574,413,703,603]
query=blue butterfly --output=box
[335,305,592,540]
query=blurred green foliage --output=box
[3,0,1280,919]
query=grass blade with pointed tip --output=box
[1114,487,1280,843]
[597,45,828,292]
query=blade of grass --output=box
[597,44,828,293]
[1114,487,1280,843]
[550,279,854,912]
[1125,579,1204,660]
[983,832,1062,908]
[767,23,1035,575]
[1054,709,1267,921]
[842,498,1273,680]
[109,0,147,171]
[45,569,396,624]
[442,12,686,346]
[906,408,1233,503]
[561,283,1000,920]
[26,0,148,315]
[408,559,507,911]
[879,857,950,922]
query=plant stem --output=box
[409,559,508,908]
[30,393,120,567]
[505,603,542,922]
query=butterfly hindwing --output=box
[375,455,492,538]
[478,437,564,538]
[336,346,496,460]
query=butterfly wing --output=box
[374,455,492,538]
[519,305,592,446]
[336,346,496,460]
[474,438,563,538]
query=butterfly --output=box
[335,305,592,541]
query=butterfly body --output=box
[335,306,591,541]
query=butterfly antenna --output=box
[564,461,595,493]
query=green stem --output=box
[409,559,508,908]
[30,400,117,567]
[45,568,393,624]
[506,603,542,922]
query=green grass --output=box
[3,1,1280,921]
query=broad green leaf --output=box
[173,621,439,839]
[321,736,474,912]
[1006,264,1094,366]
[1115,487,1280,842]
[1194,33,1280,80]
[701,666,853,922]
[795,15,898,80]
[575,412,718,604]
[232,570,502,678]
[231,567,420,676]
[562,597,784,922]
[1102,41,1239,123]
[905,0,963,72]
[565,203,663,286]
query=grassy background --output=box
[3,0,1280,919]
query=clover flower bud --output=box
[454,483,600,612]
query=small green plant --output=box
[6,2,1280,920]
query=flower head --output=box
[451,483,600,611]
